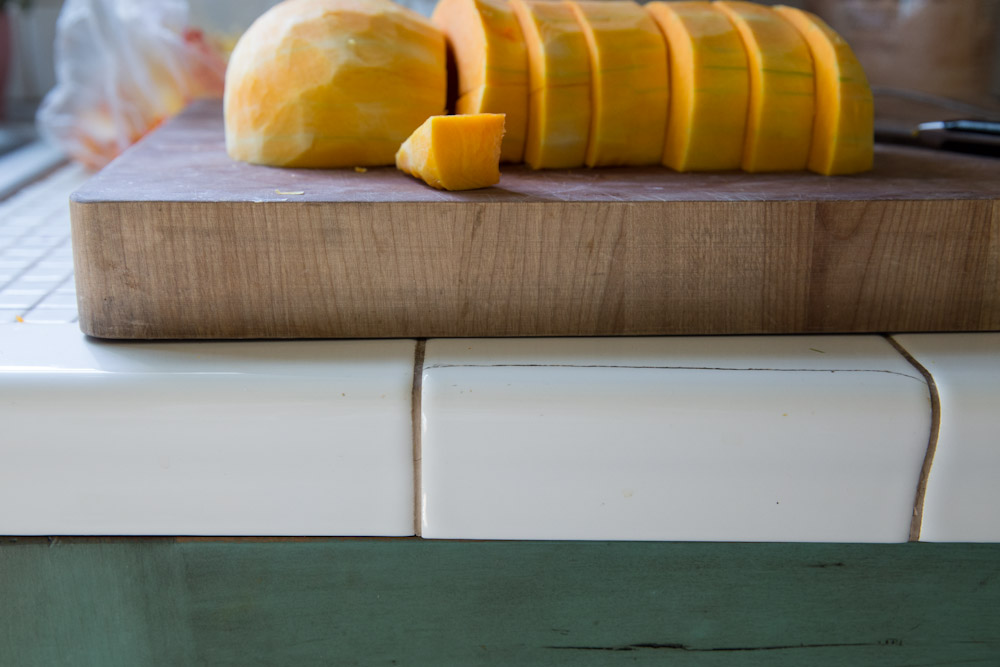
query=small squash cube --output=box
[395,113,506,190]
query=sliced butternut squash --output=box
[510,0,592,169]
[225,0,446,168]
[646,1,748,171]
[568,0,668,167]
[715,1,815,172]
[395,113,506,190]
[773,5,874,175]
[431,0,528,163]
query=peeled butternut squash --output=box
[646,1,748,171]
[396,113,506,190]
[225,0,446,168]
[715,1,815,172]
[225,0,871,178]
[773,6,874,175]
[510,0,592,169]
[432,0,528,163]
[568,0,668,167]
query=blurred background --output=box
[1,0,998,167]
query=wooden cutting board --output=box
[70,100,1000,339]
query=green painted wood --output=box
[1,539,196,666]
[2,539,999,666]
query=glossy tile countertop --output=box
[2,165,998,542]
[420,337,931,542]
[0,327,417,535]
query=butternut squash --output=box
[510,0,592,169]
[715,1,815,172]
[568,0,668,167]
[432,0,528,163]
[395,113,506,190]
[646,1,748,171]
[225,0,446,168]
[773,5,874,175]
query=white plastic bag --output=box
[37,0,264,168]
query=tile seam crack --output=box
[411,339,426,538]
[886,336,941,542]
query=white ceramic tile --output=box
[35,292,77,308]
[0,325,416,536]
[4,247,48,259]
[20,308,78,323]
[23,274,71,285]
[0,294,33,309]
[421,336,931,542]
[893,333,1000,543]
[3,286,48,296]
[0,258,32,271]
[12,236,63,249]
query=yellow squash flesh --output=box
[568,0,668,167]
[715,1,815,172]
[395,113,506,190]
[773,5,874,175]
[510,0,592,169]
[225,0,446,168]
[646,1,748,171]
[432,0,528,163]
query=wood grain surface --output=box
[2,538,999,666]
[70,101,1000,339]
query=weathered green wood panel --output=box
[2,539,999,666]
[1,539,196,666]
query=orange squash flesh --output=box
[395,113,506,190]
[568,0,668,167]
[715,1,815,173]
[773,5,874,175]
[646,1,748,171]
[432,0,528,163]
[225,0,446,168]
[510,0,592,169]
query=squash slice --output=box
[646,1,748,171]
[510,0,592,169]
[773,5,874,175]
[432,0,529,162]
[716,1,815,172]
[568,0,668,167]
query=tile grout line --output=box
[411,339,427,537]
[0,205,68,258]
[421,363,925,382]
[886,336,941,542]
[0,234,73,297]
[21,268,75,318]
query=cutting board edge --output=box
[69,197,1000,339]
